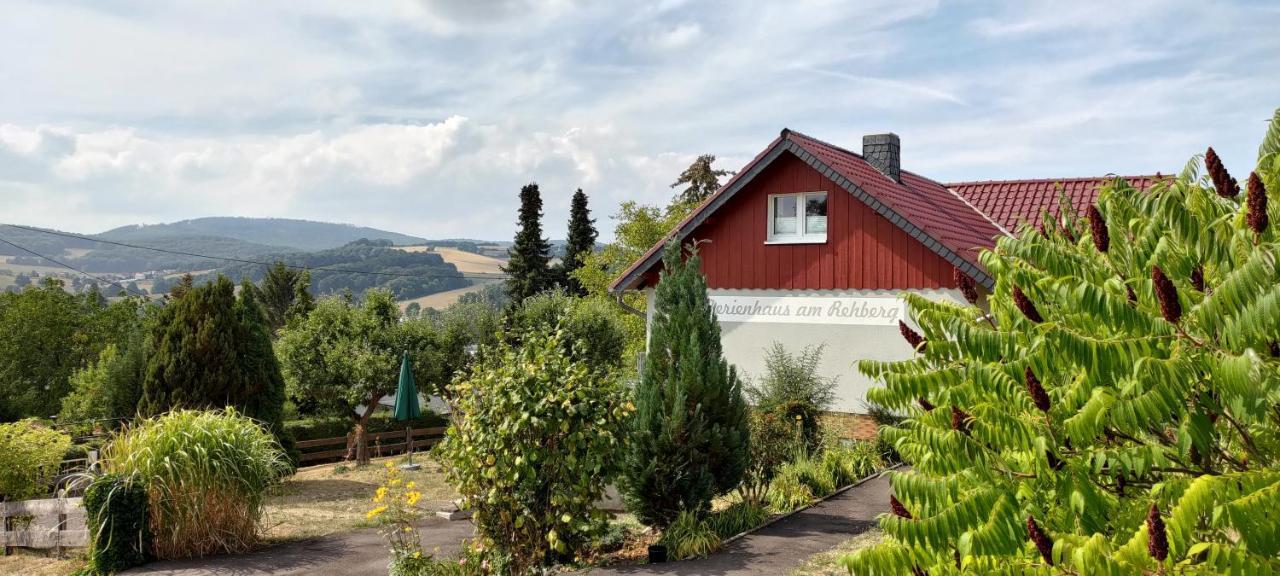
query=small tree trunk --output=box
[351,395,383,466]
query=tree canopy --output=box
[504,183,553,303]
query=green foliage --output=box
[707,501,770,539]
[622,241,750,528]
[659,510,723,560]
[277,290,447,464]
[139,276,290,450]
[740,410,801,506]
[504,183,553,302]
[104,409,289,559]
[59,339,146,437]
[748,342,838,454]
[257,261,314,331]
[283,412,446,442]
[843,111,1280,575]
[510,290,629,374]
[767,469,816,512]
[83,473,151,575]
[669,154,732,209]
[0,419,71,501]
[438,328,632,573]
[558,188,598,296]
[0,280,145,421]
[213,239,467,300]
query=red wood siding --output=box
[684,153,957,290]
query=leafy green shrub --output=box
[707,502,770,539]
[284,412,446,443]
[0,419,71,501]
[747,342,837,455]
[739,410,801,506]
[510,289,629,374]
[104,409,289,559]
[438,328,632,574]
[659,510,722,560]
[83,473,151,574]
[788,458,837,497]
[622,242,749,528]
[820,441,883,487]
[843,112,1280,574]
[766,470,815,513]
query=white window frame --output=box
[766,191,828,244]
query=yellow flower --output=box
[413,551,421,559]
[366,505,388,520]
[389,478,402,487]
[406,491,422,506]
[374,487,388,502]
[406,481,416,490]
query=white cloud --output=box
[0,0,1277,240]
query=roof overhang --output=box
[609,134,996,293]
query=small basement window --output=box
[767,192,827,243]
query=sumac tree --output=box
[842,110,1280,574]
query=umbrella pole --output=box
[406,425,413,466]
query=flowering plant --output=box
[368,462,426,563]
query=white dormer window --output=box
[767,192,827,243]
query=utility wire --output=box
[0,234,153,298]
[3,223,509,281]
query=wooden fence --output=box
[296,426,447,463]
[1,498,87,554]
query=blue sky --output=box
[2,0,1278,241]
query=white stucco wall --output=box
[646,287,966,414]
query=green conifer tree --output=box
[558,188,598,296]
[621,241,749,528]
[140,276,289,448]
[504,183,553,303]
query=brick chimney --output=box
[862,133,901,182]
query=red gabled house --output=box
[612,129,1155,438]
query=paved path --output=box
[124,517,474,576]
[581,471,891,576]
[123,473,891,576]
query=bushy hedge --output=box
[83,473,151,574]
[285,411,446,443]
[438,328,632,574]
[0,419,71,501]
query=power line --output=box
[0,234,153,298]
[3,223,509,281]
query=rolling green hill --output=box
[99,217,428,251]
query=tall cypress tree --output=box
[559,188,597,296]
[621,241,749,528]
[140,276,289,446]
[504,182,553,302]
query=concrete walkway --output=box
[581,472,891,576]
[124,472,891,576]
[124,516,474,576]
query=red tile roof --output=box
[947,176,1164,232]
[786,131,1006,266]
[609,130,1162,294]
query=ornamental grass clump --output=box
[842,109,1280,575]
[103,409,289,559]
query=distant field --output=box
[394,246,505,275]
[399,279,500,311]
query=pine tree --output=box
[259,262,313,331]
[558,188,598,296]
[842,109,1280,575]
[504,183,553,303]
[670,154,731,209]
[621,241,749,528]
[140,276,289,449]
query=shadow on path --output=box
[581,472,892,576]
[124,517,473,576]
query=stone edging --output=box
[719,463,904,547]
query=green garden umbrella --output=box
[394,351,422,469]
